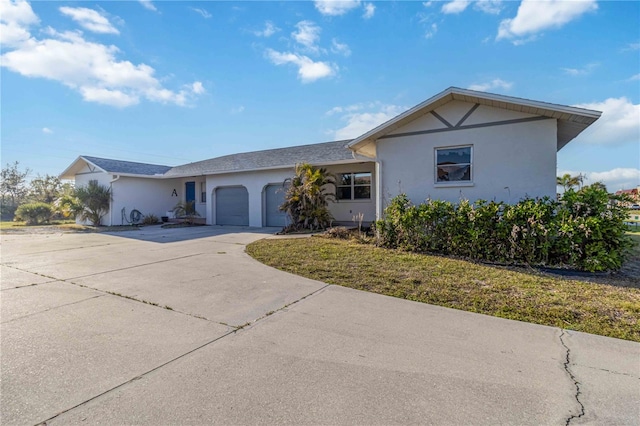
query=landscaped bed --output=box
[246,236,640,342]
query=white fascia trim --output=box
[58,156,108,179]
[451,87,602,118]
[348,86,603,150]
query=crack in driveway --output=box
[35,283,331,426]
[1,295,105,324]
[559,330,585,426]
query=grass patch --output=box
[625,224,640,234]
[247,237,640,342]
[0,219,76,229]
[0,220,139,233]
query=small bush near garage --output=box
[375,184,633,272]
[142,214,160,225]
[14,202,53,225]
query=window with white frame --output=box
[200,182,206,203]
[435,146,472,183]
[337,172,371,200]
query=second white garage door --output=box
[264,184,287,227]
[215,186,249,226]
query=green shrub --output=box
[14,202,53,225]
[375,184,633,272]
[142,214,159,225]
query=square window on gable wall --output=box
[337,172,371,200]
[435,146,472,183]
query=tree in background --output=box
[557,173,585,192]
[280,163,335,231]
[28,174,64,204]
[1,162,31,220]
[74,181,111,225]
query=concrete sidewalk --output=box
[1,228,638,425]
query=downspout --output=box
[110,175,120,226]
[375,160,382,220]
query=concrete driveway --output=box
[1,226,638,425]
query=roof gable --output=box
[348,87,602,157]
[60,156,172,179]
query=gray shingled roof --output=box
[164,140,354,177]
[83,156,172,176]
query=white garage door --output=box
[265,184,287,227]
[216,187,249,226]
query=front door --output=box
[185,182,196,204]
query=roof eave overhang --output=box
[59,156,107,180]
[347,86,602,154]
[164,158,370,178]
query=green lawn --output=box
[0,219,75,229]
[247,236,640,342]
[0,220,138,232]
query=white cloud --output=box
[467,79,513,92]
[331,38,351,57]
[138,0,157,12]
[314,0,361,16]
[561,62,599,76]
[42,127,53,134]
[59,7,119,35]
[190,7,211,19]
[441,0,470,14]
[424,23,438,39]
[265,49,336,83]
[573,97,640,146]
[474,0,503,15]
[0,0,39,47]
[80,86,139,107]
[1,7,203,108]
[231,105,245,114]
[628,74,640,82]
[363,3,375,19]
[328,102,407,140]
[254,21,279,37]
[497,0,597,44]
[621,42,640,52]
[292,21,322,53]
[559,168,640,192]
[191,81,205,94]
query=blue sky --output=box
[1,0,638,191]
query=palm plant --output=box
[74,181,111,225]
[557,173,584,192]
[280,163,335,231]
[54,191,84,220]
[171,200,200,225]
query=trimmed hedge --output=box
[14,202,53,225]
[375,185,633,272]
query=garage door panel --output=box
[265,184,287,227]
[216,187,249,226]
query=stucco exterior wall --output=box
[376,102,558,208]
[207,169,294,227]
[175,177,207,218]
[111,177,180,226]
[324,163,376,225]
[203,163,375,227]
